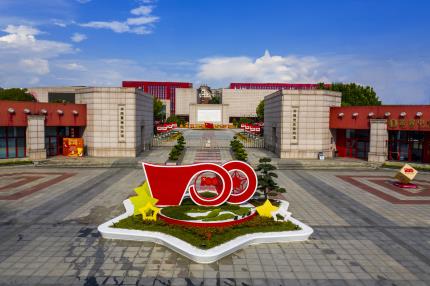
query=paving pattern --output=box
[0,139,429,285]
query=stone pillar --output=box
[26,115,46,160]
[368,119,388,163]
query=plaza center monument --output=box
[98,161,313,263]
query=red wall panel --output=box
[330,106,430,131]
[0,101,86,127]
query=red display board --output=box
[63,138,84,157]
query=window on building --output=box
[48,92,76,103]
[0,127,26,159]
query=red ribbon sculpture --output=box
[143,161,257,207]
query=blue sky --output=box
[0,0,429,104]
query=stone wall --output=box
[222,88,277,118]
[26,115,46,160]
[264,92,283,156]
[76,87,153,157]
[368,119,388,163]
[264,90,341,159]
[28,87,82,103]
[175,88,196,116]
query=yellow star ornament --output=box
[130,181,158,215]
[139,203,160,221]
[256,199,279,218]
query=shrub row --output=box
[230,136,248,161]
[168,135,186,161]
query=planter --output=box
[98,199,313,264]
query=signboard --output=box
[63,138,84,157]
[395,164,417,184]
[197,109,221,123]
[388,119,430,129]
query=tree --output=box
[317,82,381,106]
[237,117,254,127]
[166,115,184,126]
[209,95,221,104]
[153,97,164,121]
[256,100,264,121]
[0,88,36,102]
[255,157,286,199]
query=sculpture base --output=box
[393,182,418,189]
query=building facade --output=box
[1,80,429,165]
[264,89,341,159]
[0,86,153,160]
[122,81,193,116]
[330,106,430,163]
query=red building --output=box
[229,82,330,90]
[122,81,193,115]
[330,106,430,163]
[0,100,86,159]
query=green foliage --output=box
[113,214,299,249]
[317,82,381,106]
[208,95,221,104]
[0,88,35,102]
[161,203,250,221]
[237,117,254,127]
[232,118,238,127]
[153,97,164,121]
[166,115,185,126]
[256,100,264,121]
[230,138,248,161]
[168,135,186,161]
[255,157,286,199]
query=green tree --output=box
[237,117,254,127]
[255,157,286,199]
[256,100,264,121]
[0,88,35,102]
[166,115,184,126]
[153,97,164,121]
[209,95,221,104]
[317,82,381,106]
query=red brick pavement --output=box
[0,172,75,200]
[337,175,430,205]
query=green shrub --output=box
[168,135,187,161]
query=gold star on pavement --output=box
[130,181,158,215]
[139,203,160,221]
[256,199,279,218]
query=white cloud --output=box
[81,21,130,33]
[52,19,67,27]
[80,3,159,35]
[58,62,86,71]
[19,58,50,75]
[126,16,158,26]
[71,32,87,42]
[198,50,327,84]
[0,25,75,86]
[131,5,153,16]
[197,51,430,104]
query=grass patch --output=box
[160,203,251,221]
[382,162,430,172]
[0,160,33,166]
[113,215,300,249]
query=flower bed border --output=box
[98,199,313,264]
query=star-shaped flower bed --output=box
[98,181,313,263]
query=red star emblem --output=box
[231,171,248,194]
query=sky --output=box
[0,0,429,104]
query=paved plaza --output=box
[0,136,429,285]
